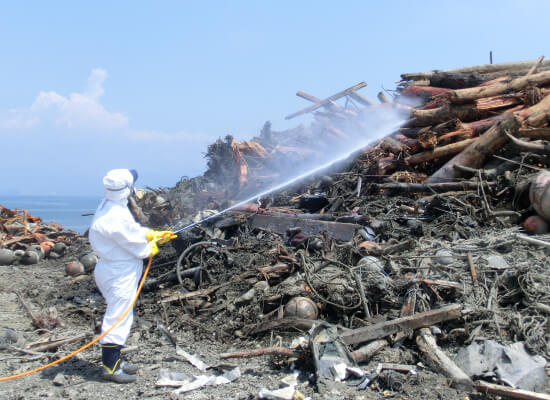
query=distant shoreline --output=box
[0,195,101,234]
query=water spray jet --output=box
[173,118,404,235]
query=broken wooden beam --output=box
[249,214,360,241]
[416,328,473,390]
[351,339,388,363]
[285,82,367,120]
[428,113,520,182]
[340,304,462,345]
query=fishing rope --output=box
[0,255,153,381]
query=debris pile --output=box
[3,58,550,399]
[125,58,550,397]
[0,205,80,265]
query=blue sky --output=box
[0,0,548,196]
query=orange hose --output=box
[0,255,153,381]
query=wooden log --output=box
[416,328,473,390]
[410,104,490,126]
[522,93,550,127]
[339,304,462,345]
[447,70,550,103]
[427,113,520,183]
[401,59,550,81]
[405,138,476,165]
[285,82,367,120]
[427,72,485,89]
[475,381,550,400]
[373,181,495,194]
[351,339,389,363]
[400,86,452,99]
[475,93,521,110]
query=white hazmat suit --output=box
[89,169,153,345]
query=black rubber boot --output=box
[102,344,136,384]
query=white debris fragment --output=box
[258,385,296,400]
[167,367,241,396]
[156,369,192,387]
[331,362,348,381]
[175,345,209,371]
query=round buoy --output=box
[52,242,67,255]
[66,260,85,277]
[80,254,98,271]
[524,215,549,234]
[28,245,45,260]
[0,249,16,265]
[21,251,40,265]
[284,296,318,320]
[40,241,54,257]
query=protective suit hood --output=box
[102,169,135,203]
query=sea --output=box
[0,196,101,234]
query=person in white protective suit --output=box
[89,169,176,383]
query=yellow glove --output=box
[150,241,159,257]
[146,229,178,245]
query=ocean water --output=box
[0,196,101,234]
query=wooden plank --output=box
[340,304,462,345]
[285,82,367,120]
[250,214,360,241]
